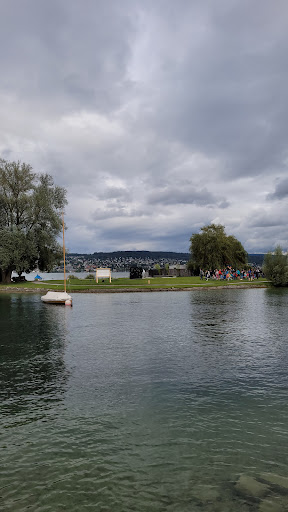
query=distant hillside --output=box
[247,254,265,265]
[70,251,191,260]
[69,251,265,265]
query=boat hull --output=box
[41,291,72,304]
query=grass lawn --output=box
[0,276,269,292]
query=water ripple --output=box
[1,289,288,511]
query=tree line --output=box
[189,223,288,286]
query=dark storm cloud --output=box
[248,212,287,228]
[267,178,288,200]
[147,185,229,208]
[140,0,288,178]
[93,224,154,246]
[97,187,131,201]
[1,148,12,159]
[92,224,195,252]
[0,0,135,113]
[1,0,288,252]
[93,206,146,220]
[147,230,195,252]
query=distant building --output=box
[168,265,190,277]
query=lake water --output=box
[1,288,288,511]
[12,271,130,281]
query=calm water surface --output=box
[12,271,130,281]
[1,288,288,511]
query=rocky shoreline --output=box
[234,473,288,511]
[187,473,288,511]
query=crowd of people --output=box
[199,267,263,281]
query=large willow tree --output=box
[189,224,247,271]
[0,159,67,283]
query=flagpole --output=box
[62,211,66,293]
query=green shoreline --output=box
[0,279,270,294]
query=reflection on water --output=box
[0,294,70,425]
[0,289,288,511]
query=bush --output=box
[85,274,95,280]
[263,246,288,286]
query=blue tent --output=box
[34,274,43,280]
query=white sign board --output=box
[96,268,111,283]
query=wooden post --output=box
[62,211,66,293]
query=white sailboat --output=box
[41,212,72,306]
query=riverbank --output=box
[0,278,270,293]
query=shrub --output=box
[85,274,95,280]
[263,246,288,286]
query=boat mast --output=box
[62,211,66,293]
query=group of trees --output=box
[0,159,66,283]
[188,224,247,273]
[189,223,288,287]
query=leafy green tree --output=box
[189,224,247,271]
[154,263,161,275]
[263,246,288,286]
[0,159,67,283]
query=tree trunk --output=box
[1,268,13,283]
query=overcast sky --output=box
[1,0,287,253]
